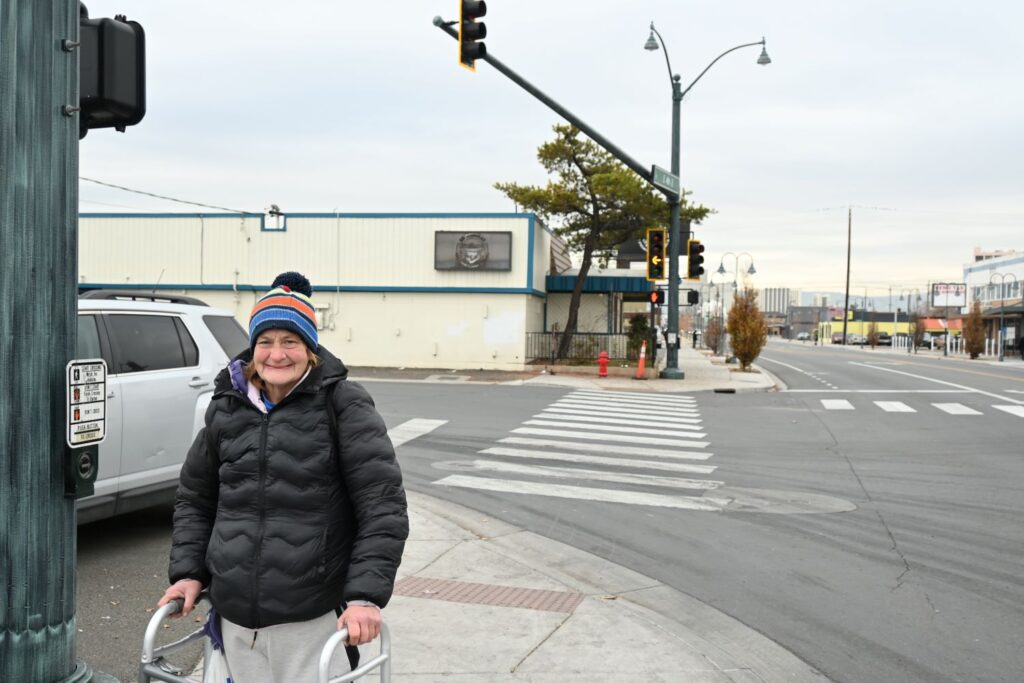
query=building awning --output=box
[919,317,962,333]
[982,303,1024,317]
[546,272,654,294]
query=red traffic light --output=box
[650,290,665,305]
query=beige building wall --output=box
[80,213,551,370]
[545,293,611,333]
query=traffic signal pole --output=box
[434,17,691,376]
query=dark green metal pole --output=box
[662,77,684,378]
[0,2,102,680]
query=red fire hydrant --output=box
[597,351,610,378]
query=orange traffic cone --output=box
[634,340,647,380]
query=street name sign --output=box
[651,165,680,196]
[67,359,107,448]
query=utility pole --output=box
[0,2,91,681]
[841,207,852,344]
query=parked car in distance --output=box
[847,333,867,345]
[831,332,845,344]
[796,332,811,341]
[75,290,249,524]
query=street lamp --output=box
[715,252,756,361]
[989,273,1018,362]
[644,23,770,379]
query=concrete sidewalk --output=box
[346,490,827,682]
[349,344,780,395]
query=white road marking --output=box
[758,357,813,374]
[874,401,916,413]
[821,400,855,410]
[466,456,716,483]
[932,403,982,416]
[992,405,1024,418]
[849,361,1024,405]
[477,449,718,475]
[499,436,712,460]
[569,391,696,406]
[553,399,699,416]
[541,406,702,425]
[784,389,970,393]
[387,418,448,447]
[434,475,728,511]
[524,419,706,439]
[513,427,708,448]
[535,412,704,432]
[1006,390,1024,395]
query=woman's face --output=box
[253,329,310,394]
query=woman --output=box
[158,271,407,682]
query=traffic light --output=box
[78,4,146,138]
[646,228,666,281]
[686,239,705,280]
[649,289,665,305]
[459,0,487,71]
[687,290,699,305]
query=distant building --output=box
[963,249,1024,357]
[973,246,1019,262]
[759,287,798,315]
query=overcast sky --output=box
[79,0,1023,295]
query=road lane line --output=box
[535,412,705,432]
[849,361,1024,405]
[499,436,712,460]
[821,399,855,410]
[759,356,815,374]
[783,389,970,393]
[463,459,722,489]
[874,401,916,413]
[932,403,983,415]
[569,391,696,406]
[524,419,706,439]
[513,427,708,448]
[541,406,702,424]
[993,405,1024,418]
[478,448,718,474]
[434,475,727,510]
[554,399,700,416]
[387,418,448,447]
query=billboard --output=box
[434,231,512,271]
[931,282,966,308]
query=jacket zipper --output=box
[251,412,269,628]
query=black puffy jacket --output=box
[168,347,408,629]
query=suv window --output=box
[77,315,102,359]
[106,314,198,374]
[203,315,249,359]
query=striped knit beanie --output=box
[249,272,319,351]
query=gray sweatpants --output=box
[220,611,349,683]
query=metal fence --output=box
[526,332,637,362]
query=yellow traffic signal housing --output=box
[686,239,705,281]
[646,228,666,281]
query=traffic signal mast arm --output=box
[433,17,673,197]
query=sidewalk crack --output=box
[509,611,573,673]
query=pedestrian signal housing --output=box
[459,0,487,70]
[649,290,665,305]
[78,4,146,138]
[687,290,699,305]
[686,239,705,281]
[646,228,666,281]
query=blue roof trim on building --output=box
[79,283,546,297]
[81,212,267,230]
[963,255,1024,273]
[545,275,654,294]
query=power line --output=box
[79,177,258,214]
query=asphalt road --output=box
[75,355,1024,682]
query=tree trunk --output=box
[557,235,597,359]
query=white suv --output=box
[76,291,248,524]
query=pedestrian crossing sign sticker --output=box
[67,359,107,448]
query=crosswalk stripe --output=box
[463,459,722,490]
[434,475,727,511]
[499,436,712,460]
[387,418,448,447]
[513,427,708,448]
[524,419,706,439]
[992,405,1024,418]
[541,406,702,425]
[821,399,855,410]
[874,401,916,413]
[535,412,704,432]
[554,399,699,416]
[932,403,982,415]
[569,391,696,406]
[479,447,717,474]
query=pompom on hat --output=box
[249,272,319,351]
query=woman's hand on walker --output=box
[157,579,203,618]
[338,604,381,646]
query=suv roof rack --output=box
[78,289,209,306]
